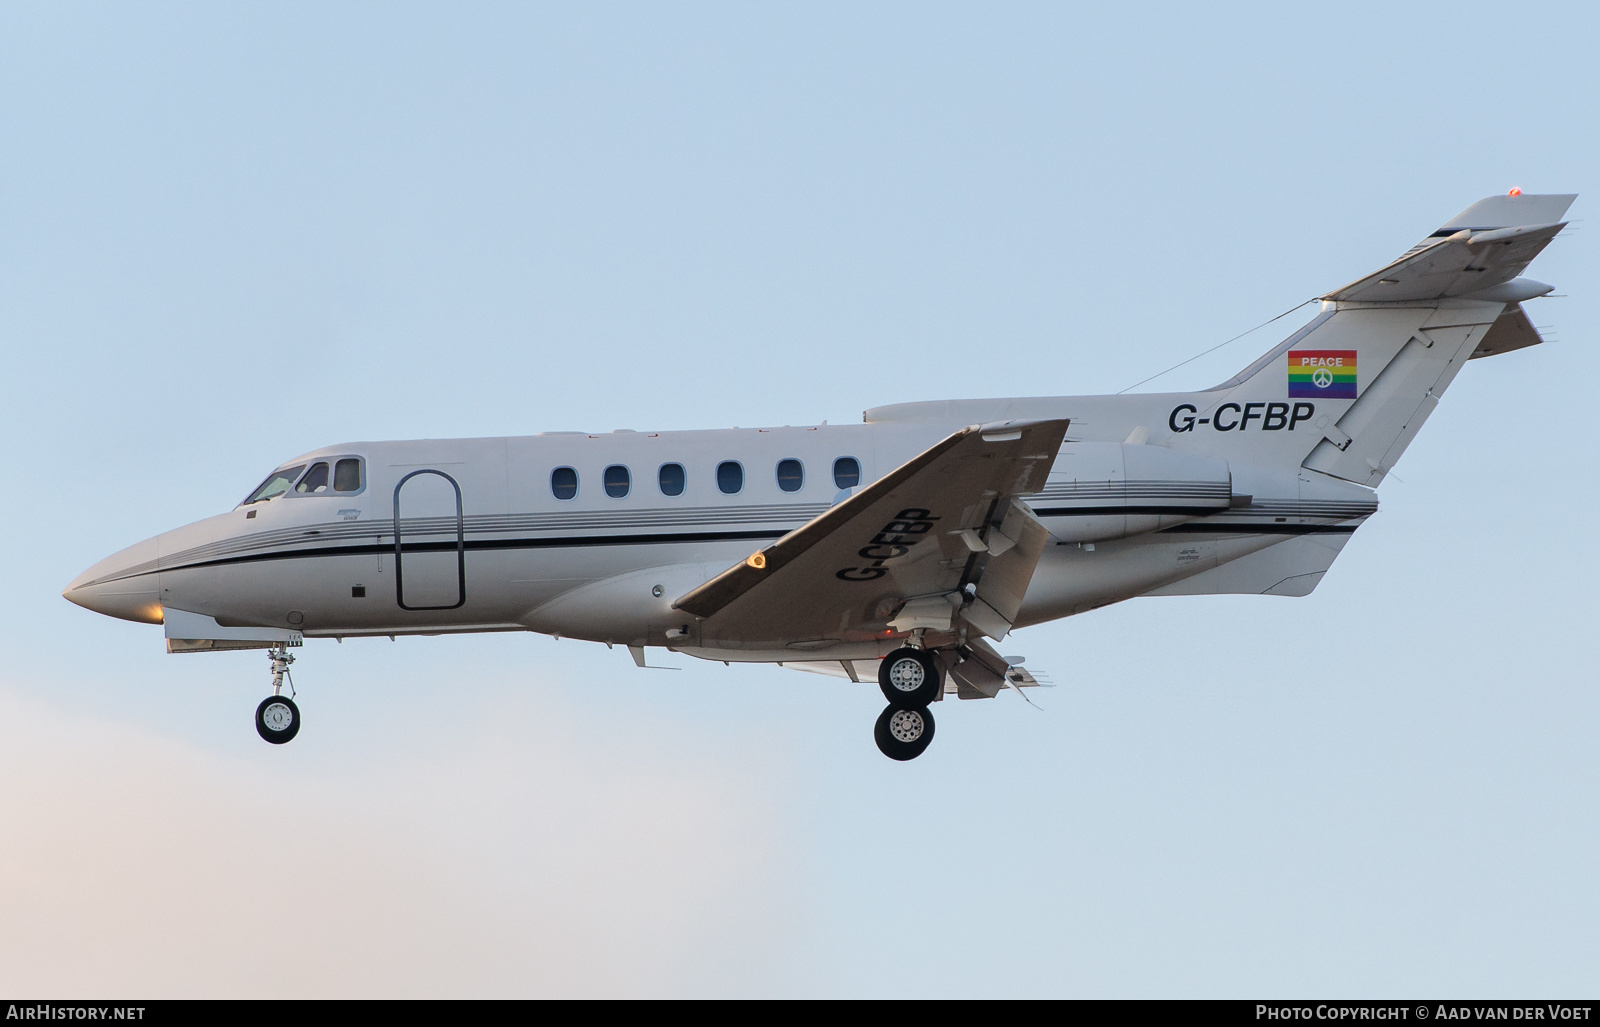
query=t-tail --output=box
[1169,191,1574,485]
[864,192,1574,609]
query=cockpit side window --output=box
[295,462,331,494]
[243,465,307,505]
[333,458,362,492]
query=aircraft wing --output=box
[1323,192,1575,303]
[673,419,1069,648]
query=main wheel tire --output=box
[255,695,301,744]
[877,647,941,707]
[874,704,935,761]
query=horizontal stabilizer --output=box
[1324,193,1574,303]
[1438,193,1577,232]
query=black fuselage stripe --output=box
[1035,505,1229,517]
[157,520,1361,577]
[164,529,790,573]
[1156,523,1359,535]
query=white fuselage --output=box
[63,396,1378,665]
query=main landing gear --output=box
[255,645,301,745]
[874,645,940,761]
[874,704,935,761]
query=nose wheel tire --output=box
[874,704,935,761]
[255,696,301,744]
[877,646,942,707]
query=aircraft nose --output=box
[63,538,164,624]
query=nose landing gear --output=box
[255,646,301,745]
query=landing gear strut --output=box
[255,645,301,745]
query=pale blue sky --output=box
[2,2,1596,996]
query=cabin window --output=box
[776,458,804,493]
[833,457,860,489]
[243,465,306,505]
[333,458,362,492]
[604,465,631,499]
[658,463,685,497]
[295,462,331,494]
[717,461,744,495]
[551,466,578,500]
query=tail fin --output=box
[1175,193,1574,487]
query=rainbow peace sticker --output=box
[1288,349,1357,399]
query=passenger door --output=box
[393,470,466,610]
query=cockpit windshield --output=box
[243,465,306,505]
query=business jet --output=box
[64,192,1573,759]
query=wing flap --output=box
[947,637,1048,699]
[964,500,1051,641]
